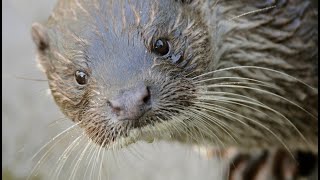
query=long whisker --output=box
[228,5,276,21]
[89,127,108,180]
[27,123,80,180]
[200,84,317,119]
[48,117,69,127]
[191,66,317,90]
[195,103,294,159]
[198,93,310,141]
[91,136,106,180]
[189,108,238,144]
[98,143,107,180]
[83,140,98,178]
[31,122,80,161]
[193,101,256,129]
[53,134,84,180]
[193,76,275,87]
[207,81,282,91]
[69,137,92,180]
[65,135,88,180]
[165,105,227,147]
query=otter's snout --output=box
[108,85,151,121]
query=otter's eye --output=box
[153,38,170,56]
[75,70,88,85]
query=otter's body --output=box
[32,0,317,157]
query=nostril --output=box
[106,100,112,107]
[107,100,122,116]
[142,86,151,104]
[112,107,121,115]
[108,85,151,119]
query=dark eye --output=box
[75,70,88,85]
[152,38,170,56]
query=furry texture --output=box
[32,0,318,152]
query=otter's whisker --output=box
[193,102,264,138]
[197,91,263,104]
[90,130,106,179]
[157,108,199,143]
[31,122,80,161]
[110,136,121,168]
[168,105,227,147]
[192,65,317,91]
[195,103,294,159]
[197,98,277,124]
[14,75,48,82]
[201,97,309,144]
[87,145,100,180]
[53,134,83,180]
[27,123,80,180]
[133,142,148,161]
[69,138,92,180]
[197,94,311,147]
[83,140,98,178]
[98,143,107,180]
[193,101,255,127]
[209,81,282,92]
[193,76,275,87]
[48,117,69,127]
[65,136,89,180]
[91,135,107,180]
[170,114,205,144]
[203,84,318,119]
[228,5,276,21]
[189,108,238,144]
[83,126,104,178]
[155,116,176,139]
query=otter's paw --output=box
[224,149,317,180]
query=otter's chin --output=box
[83,116,156,149]
[86,128,139,149]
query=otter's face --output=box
[31,0,213,148]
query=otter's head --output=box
[31,0,213,148]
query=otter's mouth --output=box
[81,113,157,149]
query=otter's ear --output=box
[175,0,193,4]
[31,22,49,52]
[32,22,51,73]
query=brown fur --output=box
[32,0,318,153]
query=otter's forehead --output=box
[46,0,185,88]
[88,33,152,89]
[47,0,182,35]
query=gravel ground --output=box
[2,1,224,179]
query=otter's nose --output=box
[108,85,151,120]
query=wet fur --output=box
[32,0,318,153]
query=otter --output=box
[31,0,318,179]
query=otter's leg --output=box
[224,149,318,180]
[194,147,317,180]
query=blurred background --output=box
[2,1,224,179]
